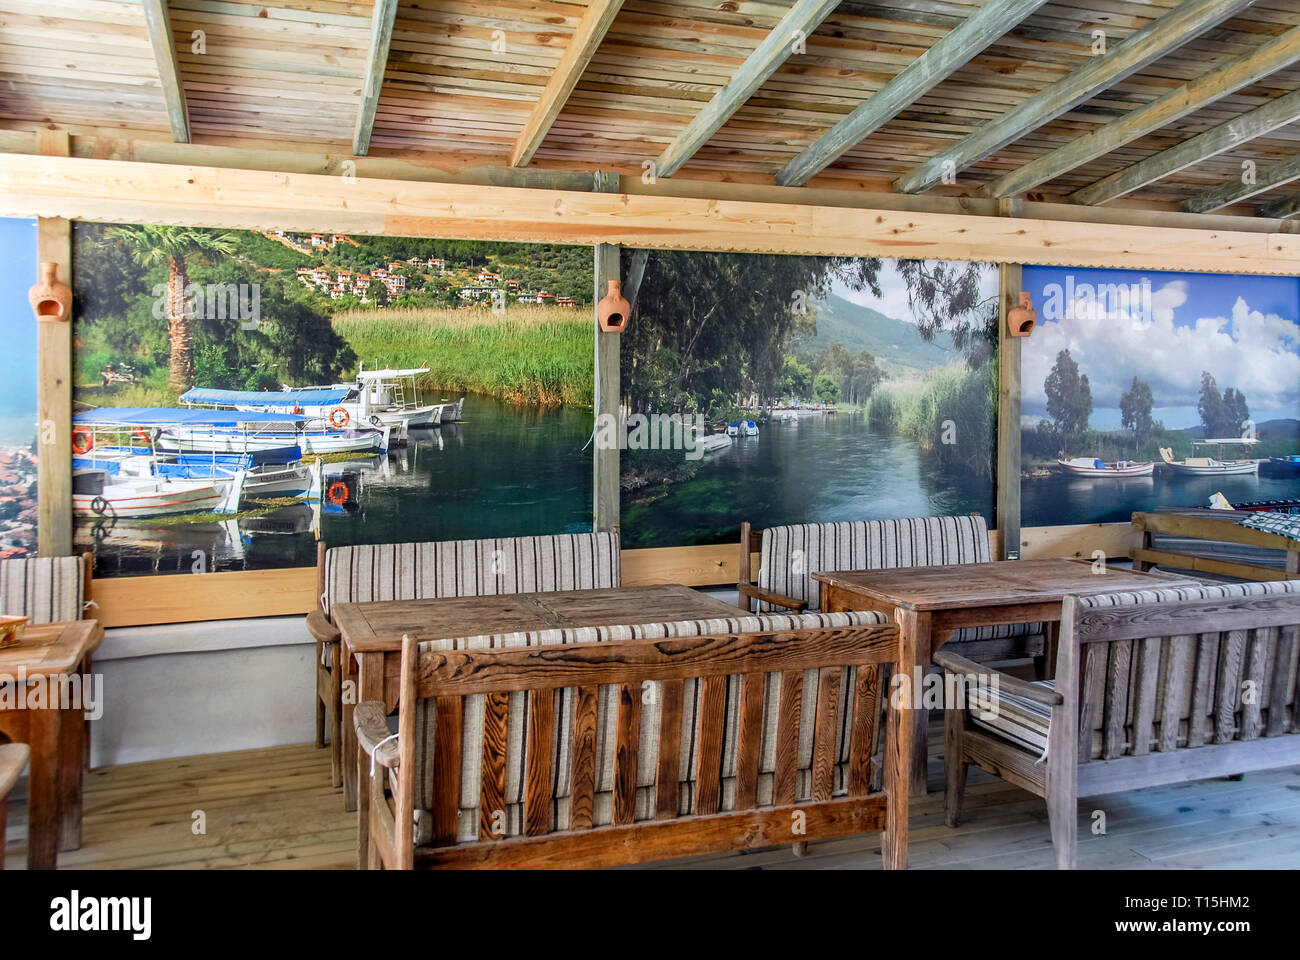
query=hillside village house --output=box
[1,0,1299,928]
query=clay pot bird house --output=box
[1008,291,1037,338]
[597,279,631,333]
[29,262,72,322]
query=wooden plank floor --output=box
[5,741,1299,869]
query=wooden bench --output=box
[0,742,29,869]
[1131,510,1300,582]
[307,533,620,793]
[938,579,1300,868]
[353,609,910,869]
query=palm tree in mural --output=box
[108,225,239,393]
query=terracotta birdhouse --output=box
[1008,291,1036,337]
[597,279,631,333]
[29,262,72,322]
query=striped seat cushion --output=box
[406,608,890,843]
[0,556,85,624]
[1077,578,1300,608]
[967,679,1056,756]
[754,516,1042,645]
[321,532,620,614]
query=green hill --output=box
[798,293,958,371]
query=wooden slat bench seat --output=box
[354,609,910,869]
[0,742,29,870]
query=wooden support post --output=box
[996,198,1022,561]
[593,171,620,533]
[36,129,73,558]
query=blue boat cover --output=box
[75,407,312,427]
[181,387,351,407]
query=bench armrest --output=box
[737,580,808,613]
[353,701,400,770]
[933,650,1064,707]
[306,608,340,645]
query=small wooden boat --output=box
[1159,439,1260,476]
[1263,456,1300,477]
[1058,457,1154,477]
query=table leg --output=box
[27,708,61,870]
[58,702,86,852]
[82,653,93,770]
[341,653,358,813]
[909,612,933,796]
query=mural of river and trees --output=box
[619,253,1000,547]
[1019,265,1300,525]
[71,223,595,576]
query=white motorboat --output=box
[163,423,387,455]
[1058,457,1155,477]
[1159,439,1260,476]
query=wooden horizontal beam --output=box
[657,0,842,179]
[895,0,1256,195]
[1185,151,1300,214]
[777,0,1050,187]
[1073,87,1300,206]
[140,0,190,143]
[3,153,1299,274]
[1259,192,1300,219]
[353,0,400,157]
[987,23,1300,200]
[510,0,626,168]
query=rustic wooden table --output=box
[814,559,1201,794]
[331,583,744,859]
[0,619,102,869]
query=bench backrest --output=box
[754,516,991,612]
[0,555,89,624]
[1065,580,1300,762]
[395,609,893,856]
[319,532,620,615]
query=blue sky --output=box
[1021,264,1300,430]
[0,218,38,444]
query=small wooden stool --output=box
[0,742,30,870]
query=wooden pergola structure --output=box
[4,0,1300,626]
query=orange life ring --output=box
[327,481,349,506]
[72,427,94,455]
[134,427,152,445]
[328,407,350,429]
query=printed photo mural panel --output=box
[0,218,39,559]
[619,252,999,548]
[1020,265,1300,526]
[70,223,594,577]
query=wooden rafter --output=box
[656,0,842,179]
[1258,192,1300,219]
[776,0,1050,188]
[140,0,190,143]
[353,0,400,157]
[986,24,1300,199]
[510,0,626,168]
[893,0,1257,195]
[1185,153,1300,214]
[1071,87,1300,206]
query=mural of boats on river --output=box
[1019,265,1300,526]
[619,252,1000,547]
[71,222,594,576]
[0,218,40,560]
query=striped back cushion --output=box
[1077,579,1300,609]
[756,515,990,612]
[321,532,620,615]
[409,609,890,842]
[0,556,85,624]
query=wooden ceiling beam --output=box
[656,0,842,179]
[353,0,400,157]
[510,0,626,168]
[893,0,1258,195]
[1258,193,1300,219]
[987,23,1300,200]
[1185,152,1300,214]
[776,0,1050,188]
[1071,87,1300,206]
[140,0,190,143]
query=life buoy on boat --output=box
[72,427,94,455]
[328,407,350,429]
[134,427,153,446]
[327,481,350,506]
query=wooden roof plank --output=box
[655,0,843,178]
[141,0,191,143]
[509,0,628,168]
[987,23,1300,198]
[353,0,401,157]
[1071,86,1300,205]
[1184,150,1300,212]
[775,0,1050,187]
[893,0,1258,195]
